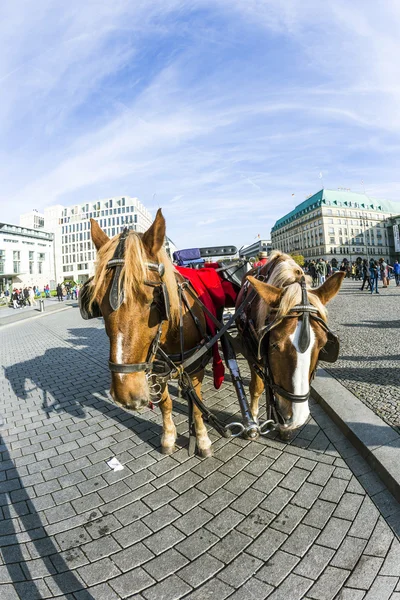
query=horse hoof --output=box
[161,445,175,455]
[197,447,213,459]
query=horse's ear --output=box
[142,209,166,255]
[247,276,282,306]
[311,271,345,305]
[90,219,109,251]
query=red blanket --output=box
[176,266,228,389]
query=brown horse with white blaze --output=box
[237,251,345,437]
[88,209,213,456]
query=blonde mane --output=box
[89,231,180,326]
[257,250,327,330]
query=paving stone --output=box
[184,576,234,600]
[346,556,384,590]
[363,576,398,600]
[307,565,350,600]
[266,573,313,600]
[196,471,230,495]
[200,488,236,516]
[142,574,192,600]
[270,453,299,474]
[364,517,394,558]
[208,529,251,563]
[252,468,284,494]
[170,487,207,514]
[109,567,155,597]
[317,517,352,550]
[174,506,213,536]
[247,527,288,561]
[74,582,121,600]
[142,548,188,582]
[236,507,274,537]
[112,520,152,549]
[78,556,121,587]
[270,503,307,534]
[112,542,155,572]
[175,528,219,561]
[348,497,380,539]
[244,454,274,477]
[142,504,181,533]
[230,487,265,515]
[260,485,294,514]
[143,525,186,556]
[330,536,367,570]
[204,507,243,537]
[281,524,320,557]
[291,482,322,509]
[218,552,263,588]
[307,463,335,486]
[256,549,300,586]
[178,552,223,587]
[294,544,335,579]
[333,492,364,521]
[223,469,257,495]
[142,486,178,511]
[279,467,309,492]
[335,590,366,600]
[319,477,348,503]
[380,539,400,576]
[226,577,273,600]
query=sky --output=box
[2,1,400,249]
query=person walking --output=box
[369,259,379,294]
[393,260,400,286]
[23,287,30,306]
[360,259,371,291]
[56,283,63,302]
[317,259,327,285]
[29,287,37,306]
[379,258,388,288]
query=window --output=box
[328,219,334,224]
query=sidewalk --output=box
[0,298,75,328]
[0,309,399,599]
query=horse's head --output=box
[247,270,345,436]
[89,209,178,411]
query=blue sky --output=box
[2,1,400,248]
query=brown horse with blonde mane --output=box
[237,251,345,437]
[88,210,214,456]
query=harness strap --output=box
[109,361,152,373]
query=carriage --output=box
[79,210,344,457]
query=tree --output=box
[290,253,305,267]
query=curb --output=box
[0,305,74,329]
[312,367,400,504]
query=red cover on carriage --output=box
[176,266,237,389]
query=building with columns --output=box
[271,189,400,264]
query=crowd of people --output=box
[305,257,400,294]
[0,282,82,309]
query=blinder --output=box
[318,329,340,363]
[79,278,102,320]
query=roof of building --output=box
[0,222,53,241]
[271,189,400,232]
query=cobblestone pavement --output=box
[1,308,400,599]
[320,278,400,433]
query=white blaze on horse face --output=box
[116,332,124,381]
[288,321,314,428]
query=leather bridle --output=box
[106,228,171,376]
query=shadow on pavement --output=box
[0,433,95,599]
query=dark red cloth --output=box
[176,266,228,389]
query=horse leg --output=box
[249,366,264,422]
[159,386,177,455]
[191,370,213,458]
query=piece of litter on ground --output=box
[107,457,124,472]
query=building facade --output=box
[19,209,45,230]
[42,196,153,284]
[271,189,400,264]
[0,223,55,292]
[239,239,272,261]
